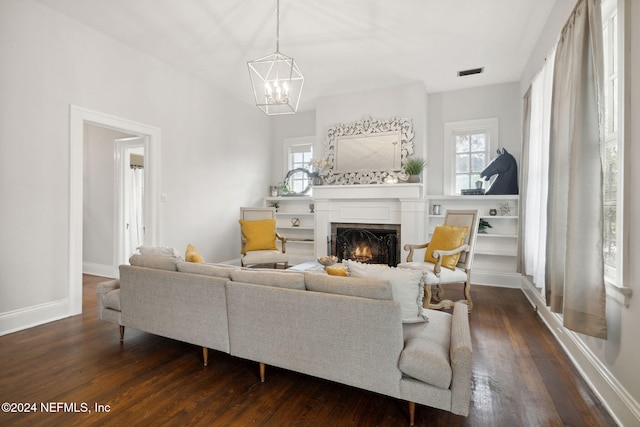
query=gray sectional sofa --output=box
[97,255,472,425]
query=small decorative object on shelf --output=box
[269,202,279,212]
[270,186,279,197]
[432,204,441,215]
[480,148,519,195]
[499,202,512,216]
[383,174,398,184]
[461,188,485,195]
[291,218,300,227]
[403,157,428,183]
[309,203,314,213]
[310,157,329,186]
[317,256,338,266]
[489,208,497,216]
[478,218,492,233]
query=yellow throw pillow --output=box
[326,265,348,276]
[424,224,469,270]
[239,219,278,251]
[185,244,205,263]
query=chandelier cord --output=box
[276,0,280,52]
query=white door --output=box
[115,138,145,268]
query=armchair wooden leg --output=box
[259,362,265,383]
[119,325,125,342]
[408,401,416,426]
[463,280,473,313]
[423,284,433,308]
[203,347,209,366]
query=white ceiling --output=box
[37,0,557,112]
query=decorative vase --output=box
[312,175,323,186]
[407,174,421,183]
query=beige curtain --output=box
[517,87,532,275]
[545,0,607,339]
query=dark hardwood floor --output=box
[0,276,616,426]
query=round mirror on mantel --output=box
[282,168,311,196]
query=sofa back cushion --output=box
[230,269,305,290]
[129,254,178,271]
[304,273,393,300]
[177,261,239,278]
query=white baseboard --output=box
[83,262,117,278]
[0,299,71,336]
[521,277,640,427]
[473,270,521,288]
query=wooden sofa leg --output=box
[119,325,125,342]
[259,362,265,383]
[203,347,209,366]
[408,401,415,426]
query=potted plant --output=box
[404,157,428,183]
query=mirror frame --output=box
[323,115,414,185]
[282,168,311,196]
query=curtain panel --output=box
[545,0,607,339]
[517,87,532,276]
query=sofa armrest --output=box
[449,301,472,416]
[97,279,120,317]
[97,279,120,295]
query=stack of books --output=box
[461,188,485,195]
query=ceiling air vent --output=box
[458,67,484,77]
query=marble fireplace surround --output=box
[313,184,427,262]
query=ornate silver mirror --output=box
[323,115,414,185]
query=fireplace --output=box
[330,223,401,267]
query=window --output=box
[601,0,623,285]
[283,136,313,194]
[444,118,498,195]
[454,131,489,194]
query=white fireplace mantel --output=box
[312,184,427,261]
[312,183,423,200]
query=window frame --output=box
[282,136,314,177]
[601,0,631,305]
[443,118,499,195]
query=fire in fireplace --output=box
[330,223,401,267]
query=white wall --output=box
[270,110,316,185]
[426,83,522,196]
[0,0,270,333]
[518,0,640,424]
[315,82,429,165]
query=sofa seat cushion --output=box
[102,288,121,311]
[304,273,392,300]
[241,250,288,265]
[399,309,453,389]
[230,269,305,290]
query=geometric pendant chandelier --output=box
[247,0,304,115]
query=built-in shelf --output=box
[427,194,520,287]
[264,196,316,264]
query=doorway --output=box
[69,106,161,315]
[115,137,146,268]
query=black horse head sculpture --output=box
[480,148,518,195]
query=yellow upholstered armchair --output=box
[239,207,288,269]
[398,209,479,312]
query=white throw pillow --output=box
[137,245,181,258]
[344,260,427,323]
